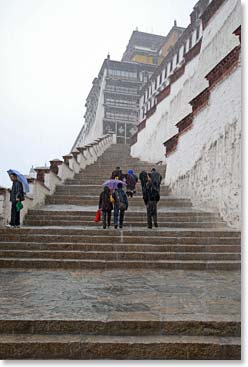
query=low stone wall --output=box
[0,134,116,225]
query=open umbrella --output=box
[7,169,30,193]
[102,179,126,190]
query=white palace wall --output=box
[131,0,241,228]
[167,64,241,228]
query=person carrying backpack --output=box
[143,173,160,229]
[110,166,125,181]
[98,186,113,229]
[151,168,162,193]
[126,169,138,198]
[112,182,128,229]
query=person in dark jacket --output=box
[6,173,24,228]
[143,174,160,229]
[110,166,125,181]
[98,186,113,229]
[139,171,148,197]
[112,182,128,229]
[151,168,162,192]
[126,169,138,198]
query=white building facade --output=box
[131,0,241,228]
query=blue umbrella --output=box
[7,169,30,193]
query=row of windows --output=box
[105,86,138,95]
[143,25,201,103]
[108,69,137,79]
[105,98,137,107]
[105,111,138,121]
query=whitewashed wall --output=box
[132,0,240,160]
[131,0,241,228]
[192,0,241,97]
[74,70,107,148]
[166,64,241,228]
[132,57,200,163]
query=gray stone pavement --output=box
[0,269,240,322]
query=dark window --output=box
[176,51,180,64]
[189,35,192,49]
[164,67,167,78]
[183,43,187,55]
[170,60,173,72]
[196,26,200,40]
[159,73,162,84]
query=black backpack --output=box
[115,190,127,210]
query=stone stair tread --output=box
[0,333,241,345]
[13,226,240,233]
[0,249,240,255]
[24,221,227,226]
[0,257,241,264]
[30,205,219,212]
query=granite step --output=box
[0,258,241,270]
[0,241,240,253]
[24,219,228,228]
[55,186,170,195]
[56,184,169,196]
[76,169,166,177]
[45,196,193,207]
[0,227,240,237]
[0,227,240,246]
[0,318,240,337]
[0,249,240,261]
[24,213,222,221]
[62,182,165,187]
[0,235,239,245]
[0,333,240,359]
[26,209,221,219]
[24,215,221,223]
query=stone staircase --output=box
[0,143,241,359]
[0,144,240,271]
[0,318,240,359]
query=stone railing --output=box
[0,133,116,225]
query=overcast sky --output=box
[0,0,197,187]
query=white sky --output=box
[0,0,197,187]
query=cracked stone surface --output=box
[0,269,240,321]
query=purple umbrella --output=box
[102,179,126,190]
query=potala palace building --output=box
[73,0,241,229]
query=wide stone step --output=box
[45,196,192,207]
[24,214,221,223]
[1,235,239,246]
[24,219,227,228]
[64,181,165,187]
[55,185,170,195]
[80,162,164,169]
[0,249,240,261]
[0,318,240,336]
[0,333,240,359]
[0,258,241,270]
[77,169,166,177]
[63,181,167,187]
[0,241,240,253]
[0,227,240,237]
[23,211,221,223]
[27,209,220,219]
